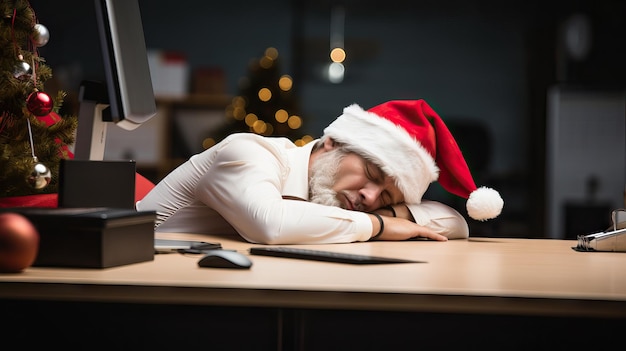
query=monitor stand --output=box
[73,80,110,161]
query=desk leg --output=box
[278,309,306,351]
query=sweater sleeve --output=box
[406,200,470,239]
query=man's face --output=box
[309,148,404,212]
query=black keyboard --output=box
[249,246,424,265]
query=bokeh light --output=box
[258,87,272,101]
[259,55,273,69]
[233,105,246,120]
[202,138,216,149]
[265,47,279,59]
[279,75,293,91]
[327,62,344,83]
[252,120,267,134]
[330,47,346,63]
[275,109,289,123]
[294,135,314,146]
[287,115,302,129]
[245,113,258,127]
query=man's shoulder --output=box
[212,133,294,161]
[220,133,297,149]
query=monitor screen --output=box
[96,0,156,129]
[73,0,157,160]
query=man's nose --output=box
[360,183,383,209]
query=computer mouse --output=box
[197,250,253,269]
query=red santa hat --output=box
[322,99,503,221]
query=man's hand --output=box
[373,215,448,241]
[370,211,448,241]
[371,204,448,241]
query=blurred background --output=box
[34,0,626,239]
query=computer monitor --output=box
[73,0,157,161]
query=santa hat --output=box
[322,99,503,221]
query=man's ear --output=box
[322,137,336,151]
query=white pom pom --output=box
[466,186,504,221]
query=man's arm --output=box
[373,200,469,240]
[194,135,372,244]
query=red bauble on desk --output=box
[0,212,39,273]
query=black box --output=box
[59,159,136,209]
[0,207,155,268]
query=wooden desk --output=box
[1,235,625,349]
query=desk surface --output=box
[1,234,625,319]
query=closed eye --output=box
[365,162,384,183]
[366,162,395,206]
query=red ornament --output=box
[0,213,40,273]
[34,111,75,159]
[36,111,62,127]
[26,91,53,116]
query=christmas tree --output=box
[205,47,313,149]
[0,0,77,198]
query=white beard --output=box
[309,148,345,207]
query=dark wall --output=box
[32,0,626,237]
